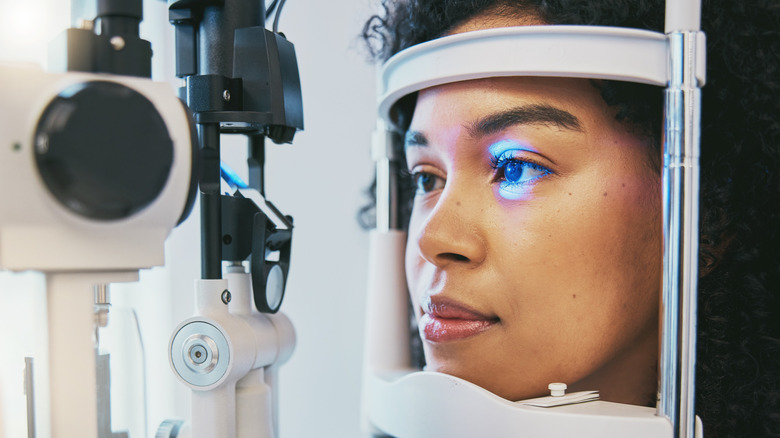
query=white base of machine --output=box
[366,371,704,438]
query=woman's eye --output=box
[491,153,551,200]
[412,172,445,195]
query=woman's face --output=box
[404,75,661,405]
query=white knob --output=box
[549,382,567,397]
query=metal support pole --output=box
[248,134,266,195]
[45,271,138,438]
[372,121,399,232]
[199,123,222,279]
[658,30,703,438]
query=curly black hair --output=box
[361,1,780,437]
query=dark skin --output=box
[405,40,661,406]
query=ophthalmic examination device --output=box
[0,0,301,436]
[0,0,707,436]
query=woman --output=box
[361,1,780,436]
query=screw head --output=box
[188,344,208,364]
[221,290,232,304]
[110,36,125,51]
[222,90,231,102]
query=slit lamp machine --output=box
[0,0,706,436]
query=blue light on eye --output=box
[488,140,549,201]
[504,160,524,183]
[488,139,538,158]
[497,161,548,200]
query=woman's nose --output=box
[414,192,487,268]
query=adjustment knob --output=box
[170,321,230,388]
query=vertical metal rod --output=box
[375,157,391,233]
[46,273,100,438]
[658,30,702,438]
[24,357,35,438]
[373,121,398,232]
[199,123,222,279]
[248,134,266,195]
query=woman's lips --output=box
[419,298,499,342]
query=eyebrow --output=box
[404,103,583,150]
[468,104,583,137]
[404,130,428,148]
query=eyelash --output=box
[410,169,445,196]
[407,153,552,198]
[490,155,550,178]
[489,152,552,198]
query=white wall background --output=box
[0,0,379,437]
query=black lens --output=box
[34,81,174,220]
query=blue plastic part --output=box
[220,162,249,189]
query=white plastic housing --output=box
[367,372,674,438]
[377,26,706,125]
[362,230,411,374]
[46,270,139,438]
[0,63,194,271]
[169,274,296,438]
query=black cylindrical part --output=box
[100,17,140,37]
[200,192,222,279]
[248,134,265,195]
[198,123,222,279]
[98,0,142,18]
[98,0,142,36]
[198,0,265,75]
